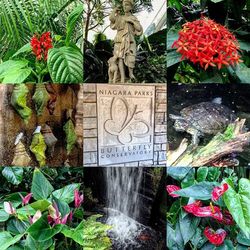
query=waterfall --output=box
[105,167,145,248]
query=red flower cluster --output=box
[172,18,242,70]
[30,32,53,61]
[204,227,227,246]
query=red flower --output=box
[74,189,84,208]
[212,183,229,202]
[19,193,32,205]
[172,18,242,70]
[30,32,53,61]
[183,202,223,221]
[204,227,227,246]
[166,185,181,197]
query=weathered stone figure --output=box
[109,0,143,83]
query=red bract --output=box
[172,18,242,70]
[166,185,181,197]
[74,189,84,208]
[30,32,53,61]
[204,227,227,246]
[212,183,229,202]
[183,202,223,221]
[20,193,32,205]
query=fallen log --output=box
[167,119,250,167]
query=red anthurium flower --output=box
[183,201,223,221]
[20,193,32,205]
[47,202,70,226]
[30,31,53,61]
[29,210,42,224]
[172,18,242,70]
[212,183,229,202]
[74,189,84,208]
[166,185,181,198]
[204,227,227,246]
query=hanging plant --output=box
[29,126,47,167]
[11,84,32,124]
[32,84,50,116]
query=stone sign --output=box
[97,85,155,165]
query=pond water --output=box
[168,84,250,166]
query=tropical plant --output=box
[0,167,84,250]
[167,167,250,249]
[167,0,250,84]
[0,1,83,83]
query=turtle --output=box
[169,101,237,145]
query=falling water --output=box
[105,167,145,248]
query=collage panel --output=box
[166,166,250,249]
[0,84,83,167]
[84,167,166,250]
[168,84,250,167]
[0,166,84,249]
[84,0,166,84]
[167,0,250,84]
[83,83,166,167]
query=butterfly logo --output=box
[104,97,150,144]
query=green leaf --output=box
[207,167,220,182]
[2,167,23,185]
[0,209,9,222]
[190,227,207,248]
[65,5,83,46]
[52,195,70,217]
[47,46,83,83]
[174,181,218,200]
[7,218,29,235]
[27,216,63,242]
[181,168,195,188]
[167,167,191,181]
[237,231,250,246]
[1,68,32,83]
[167,50,182,68]
[30,200,51,212]
[197,167,209,182]
[0,232,23,250]
[52,183,80,204]
[223,178,250,237]
[179,215,200,244]
[239,40,250,52]
[233,63,250,84]
[167,222,184,250]
[210,0,225,2]
[31,169,54,200]
[11,43,32,58]
[0,60,28,76]
[61,221,84,246]
[24,234,53,250]
[167,29,179,50]
[216,240,234,250]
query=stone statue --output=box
[109,0,143,83]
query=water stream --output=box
[105,167,145,249]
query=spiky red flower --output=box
[172,18,242,70]
[30,32,53,61]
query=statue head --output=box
[123,0,134,13]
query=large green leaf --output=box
[167,50,182,68]
[24,234,53,250]
[47,46,83,83]
[174,181,218,200]
[0,209,9,222]
[27,216,63,242]
[0,60,28,76]
[167,29,179,50]
[167,167,191,181]
[61,221,84,246]
[232,63,250,84]
[52,183,80,204]
[167,222,184,250]
[65,5,83,46]
[30,200,51,212]
[2,167,23,185]
[197,167,209,182]
[31,169,54,200]
[223,178,250,237]
[7,218,29,235]
[0,232,23,250]
[11,43,32,58]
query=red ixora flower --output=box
[30,32,53,61]
[204,227,227,246]
[166,185,181,198]
[183,201,223,221]
[211,183,229,202]
[172,17,242,70]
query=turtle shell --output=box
[180,102,236,134]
